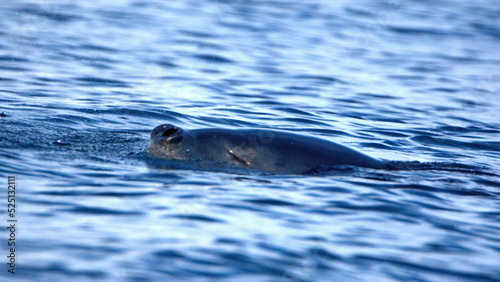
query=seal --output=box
[148,124,385,174]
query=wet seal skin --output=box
[148,124,385,174]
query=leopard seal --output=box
[148,124,385,174]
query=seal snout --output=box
[151,124,184,144]
[160,126,179,137]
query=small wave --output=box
[385,161,499,177]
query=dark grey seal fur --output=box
[148,124,385,174]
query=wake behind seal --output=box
[148,124,385,174]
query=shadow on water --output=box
[384,160,499,177]
[144,155,499,178]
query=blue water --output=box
[1,0,499,281]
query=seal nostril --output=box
[168,135,183,144]
[161,127,179,137]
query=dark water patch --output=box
[156,60,178,68]
[120,170,182,183]
[436,125,498,133]
[0,55,30,62]
[332,111,370,121]
[184,256,224,267]
[386,74,428,81]
[214,251,290,276]
[344,7,376,18]
[74,76,129,88]
[254,65,285,74]
[157,75,197,81]
[200,68,225,74]
[0,149,23,161]
[41,117,84,126]
[257,242,303,259]
[417,202,462,212]
[359,115,408,124]
[359,142,393,150]
[79,43,119,53]
[361,129,409,138]
[215,237,246,246]
[57,51,118,64]
[403,189,445,201]
[355,92,400,100]
[411,135,500,152]
[218,21,266,33]
[285,85,319,92]
[154,249,186,259]
[434,54,479,63]
[305,186,352,194]
[245,198,298,206]
[180,29,218,39]
[272,107,317,117]
[84,61,114,70]
[420,242,475,254]
[20,197,78,208]
[453,98,489,107]
[20,263,108,280]
[173,39,226,51]
[470,22,500,38]
[24,90,56,98]
[293,75,346,85]
[222,78,255,86]
[35,76,66,83]
[167,214,225,223]
[17,6,82,22]
[193,53,234,64]
[217,107,272,116]
[36,190,157,197]
[407,61,449,73]
[390,183,494,197]
[385,161,498,177]
[279,118,331,126]
[74,107,183,122]
[197,116,258,127]
[80,171,128,179]
[326,200,408,214]
[294,128,348,136]
[53,114,101,124]
[387,26,464,37]
[352,255,497,282]
[0,65,29,72]
[216,203,268,213]
[474,179,500,188]
[58,205,144,216]
[429,87,461,93]
[305,246,343,263]
[405,129,442,136]
[479,212,500,221]
[58,244,125,256]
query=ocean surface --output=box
[1,0,499,281]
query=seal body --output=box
[148,124,385,174]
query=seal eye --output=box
[161,127,179,137]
